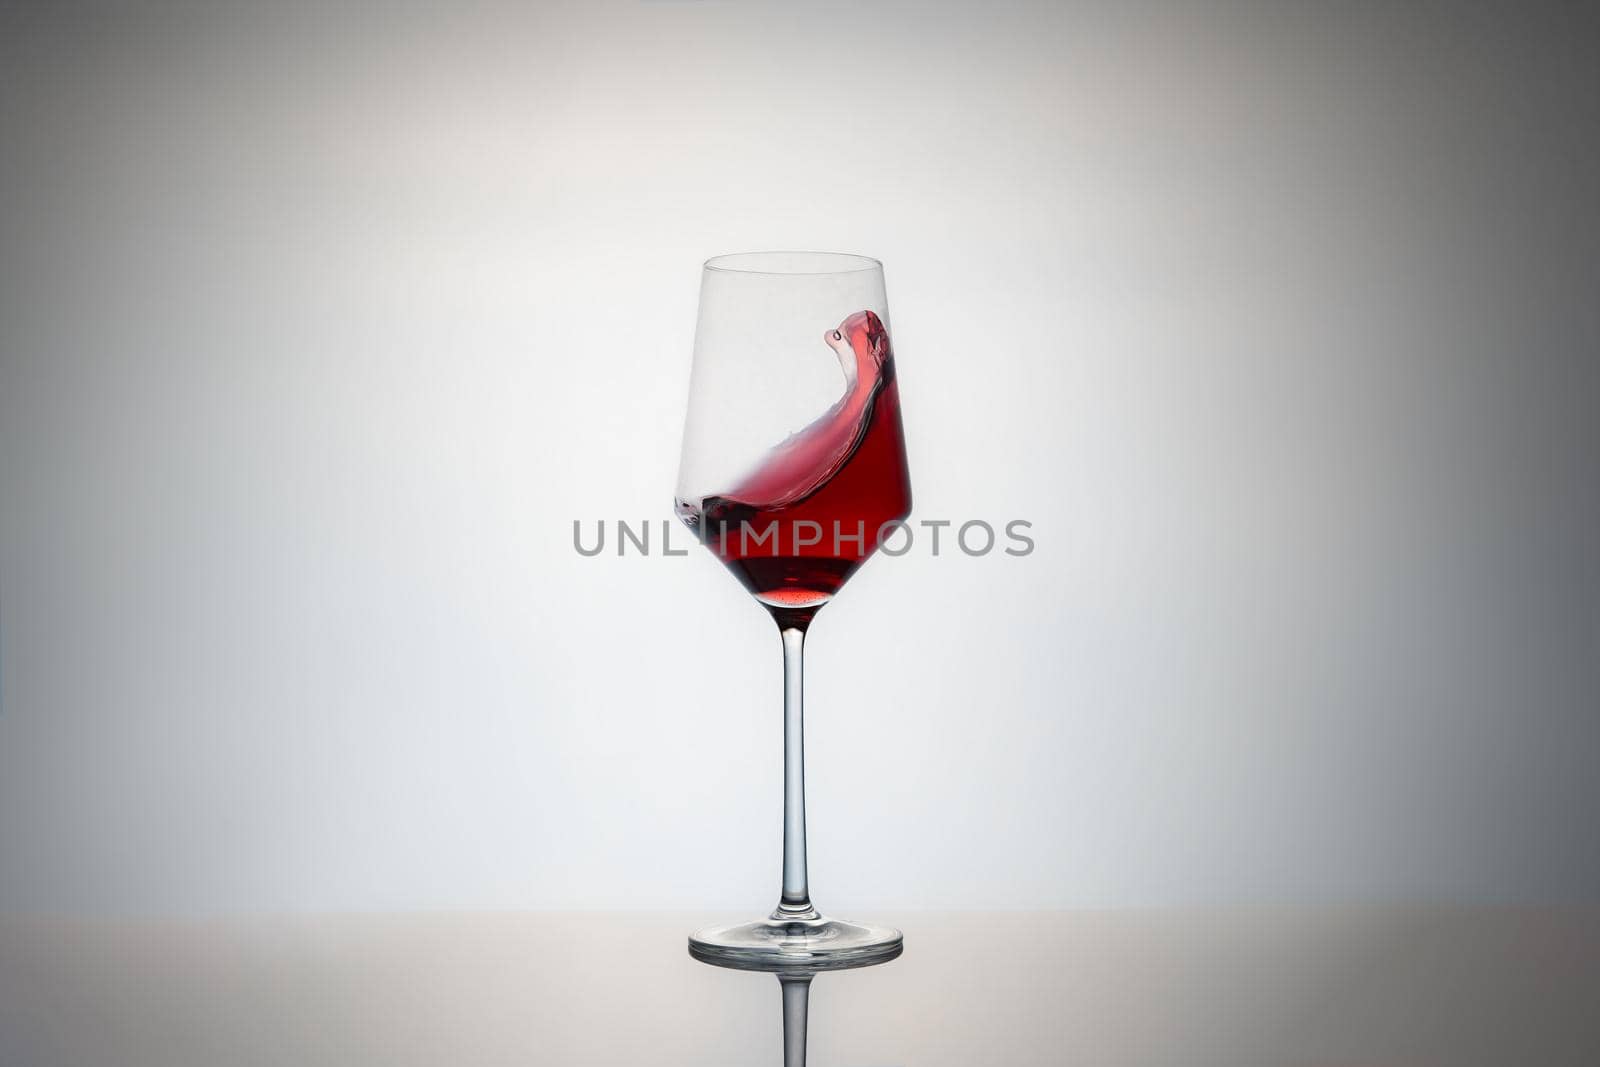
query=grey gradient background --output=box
[1,1,1596,914]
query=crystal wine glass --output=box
[676,251,912,965]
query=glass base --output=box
[689,911,903,971]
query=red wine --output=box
[678,310,912,621]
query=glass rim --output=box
[703,250,883,276]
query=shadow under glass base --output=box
[689,910,903,971]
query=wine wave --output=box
[678,309,913,617]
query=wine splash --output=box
[678,309,912,619]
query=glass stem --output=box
[775,623,818,920]
[779,975,811,1066]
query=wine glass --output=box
[675,251,912,965]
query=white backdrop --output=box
[2,1,1597,913]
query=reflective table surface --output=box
[3,909,1597,1065]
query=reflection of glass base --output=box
[689,913,903,971]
